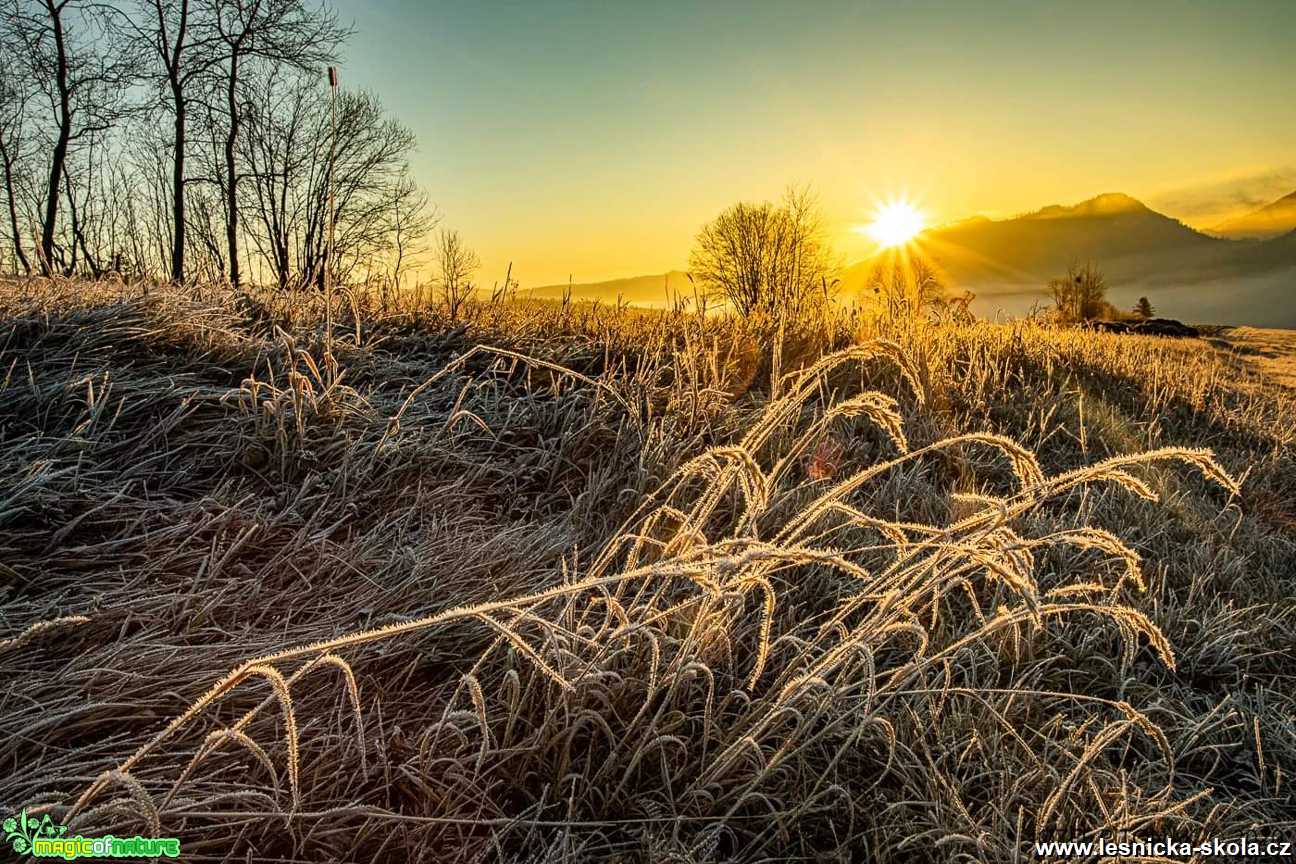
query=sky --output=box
[342,0,1296,287]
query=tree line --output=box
[0,0,438,289]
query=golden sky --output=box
[347,0,1296,286]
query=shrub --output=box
[863,249,947,321]
[689,188,833,325]
[1049,262,1108,322]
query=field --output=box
[1,278,1294,862]
[1211,327,1296,392]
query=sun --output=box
[862,200,926,248]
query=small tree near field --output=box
[1049,262,1108,322]
[865,250,946,321]
[435,228,479,322]
[689,188,833,325]
[1134,296,1154,319]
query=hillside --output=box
[1211,326,1296,391]
[921,192,1220,284]
[2,279,1293,861]
[523,270,695,307]
[512,194,1296,328]
[1213,190,1296,239]
[841,193,1296,326]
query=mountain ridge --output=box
[522,270,694,307]
[1212,190,1296,240]
[516,192,1296,326]
[864,192,1295,325]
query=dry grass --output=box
[1209,326,1296,392]
[1,277,1293,861]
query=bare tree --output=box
[131,0,225,283]
[296,86,421,285]
[385,167,434,294]
[0,0,434,288]
[0,49,34,274]
[187,184,227,281]
[240,63,310,288]
[201,0,346,287]
[240,71,431,290]
[8,0,140,274]
[1049,262,1108,322]
[864,249,946,320]
[123,117,183,275]
[434,228,479,321]
[689,188,833,323]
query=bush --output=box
[1049,262,1108,322]
[689,188,833,325]
[863,249,947,321]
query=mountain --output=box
[837,193,1296,327]
[1212,190,1296,240]
[895,192,1224,287]
[522,271,694,307]
[515,194,1296,327]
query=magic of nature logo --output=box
[3,809,179,860]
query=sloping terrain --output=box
[1210,326,1296,391]
[1,279,1293,861]
[511,195,1296,327]
[1214,190,1296,240]
[523,270,695,308]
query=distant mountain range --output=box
[843,191,1296,289]
[520,191,1296,327]
[889,191,1296,325]
[1212,190,1296,239]
[523,270,695,307]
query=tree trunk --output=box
[170,85,186,283]
[224,51,241,288]
[0,135,30,275]
[164,0,189,284]
[40,0,73,275]
[65,170,96,276]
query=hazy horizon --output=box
[343,0,1296,286]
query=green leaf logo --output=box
[4,808,67,854]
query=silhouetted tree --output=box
[385,167,434,293]
[0,0,435,288]
[1049,262,1107,322]
[241,71,430,289]
[202,0,346,287]
[7,1,141,274]
[865,249,946,320]
[131,0,227,283]
[434,228,478,322]
[689,188,833,324]
[0,50,34,274]
[1134,296,1154,319]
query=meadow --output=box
[1,277,1293,861]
